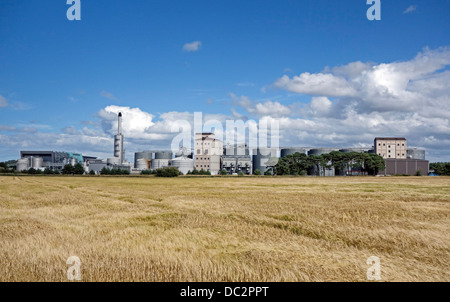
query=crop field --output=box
[0,175,449,282]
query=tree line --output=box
[274,151,386,176]
[430,162,450,176]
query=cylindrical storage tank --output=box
[136,159,150,170]
[281,148,307,158]
[151,159,170,170]
[135,151,153,168]
[171,157,194,175]
[155,152,173,160]
[308,148,339,156]
[339,148,369,154]
[17,158,29,172]
[107,157,121,166]
[32,157,43,169]
[253,148,278,173]
[407,148,426,160]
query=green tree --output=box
[43,168,54,175]
[27,168,37,175]
[254,169,261,175]
[221,169,228,176]
[264,169,273,176]
[89,170,96,175]
[100,167,110,175]
[307,155,322,176]
[365,153,385,176]
[62,164,74,175]
[73,163,85,175]
[156,167,180,177]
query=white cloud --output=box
[403,5,417,14]
[0,95,8,108]
[310,97,332,117]
[100,90,117,100]
[274,73,357,97]
[99,105,155,139]
[229,93,291,118]
[183,41,202,52]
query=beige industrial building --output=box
[374,137,407,159]
[194,133,223,175]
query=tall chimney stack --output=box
[114,112,124,163]
[118,112,123,135]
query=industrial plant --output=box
[14,112,430,176]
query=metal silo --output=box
[107,157,121,166]
[136,159,150,170]
[31,157,43,169]
[281,148,307,158]
[407,148,426,160]
[17,158,29,172]
[253,148,278,173]
[134,151,153,168]
[308,148,339,156]
[339,148,369,154]
[171,157,194,175]
[151,159,170,170]
[155,152,173,160]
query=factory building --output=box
[194,133,223,175]
[222,144,253,175]
[374,137,407,159]
[380,159,429,176]
[16,151,95,172]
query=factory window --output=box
[388,155,391,158]
[402,144,405,146]
[197,150,200,155]
[378,143,381,146]
[388,150,391,153]
[402,154,405,156]
[397,154,400,157]
[205,149,209,155]
[383,144,385,146]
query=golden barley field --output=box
[0,175,449,282]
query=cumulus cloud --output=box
[183,41,202,52]
[274,73,357,97]
[269,47,450,161]
[229,93,292,118]
[99,105,155,139]
[0,95,8,108]
[403,5,417,14]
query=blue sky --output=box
[0,0,449,162]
